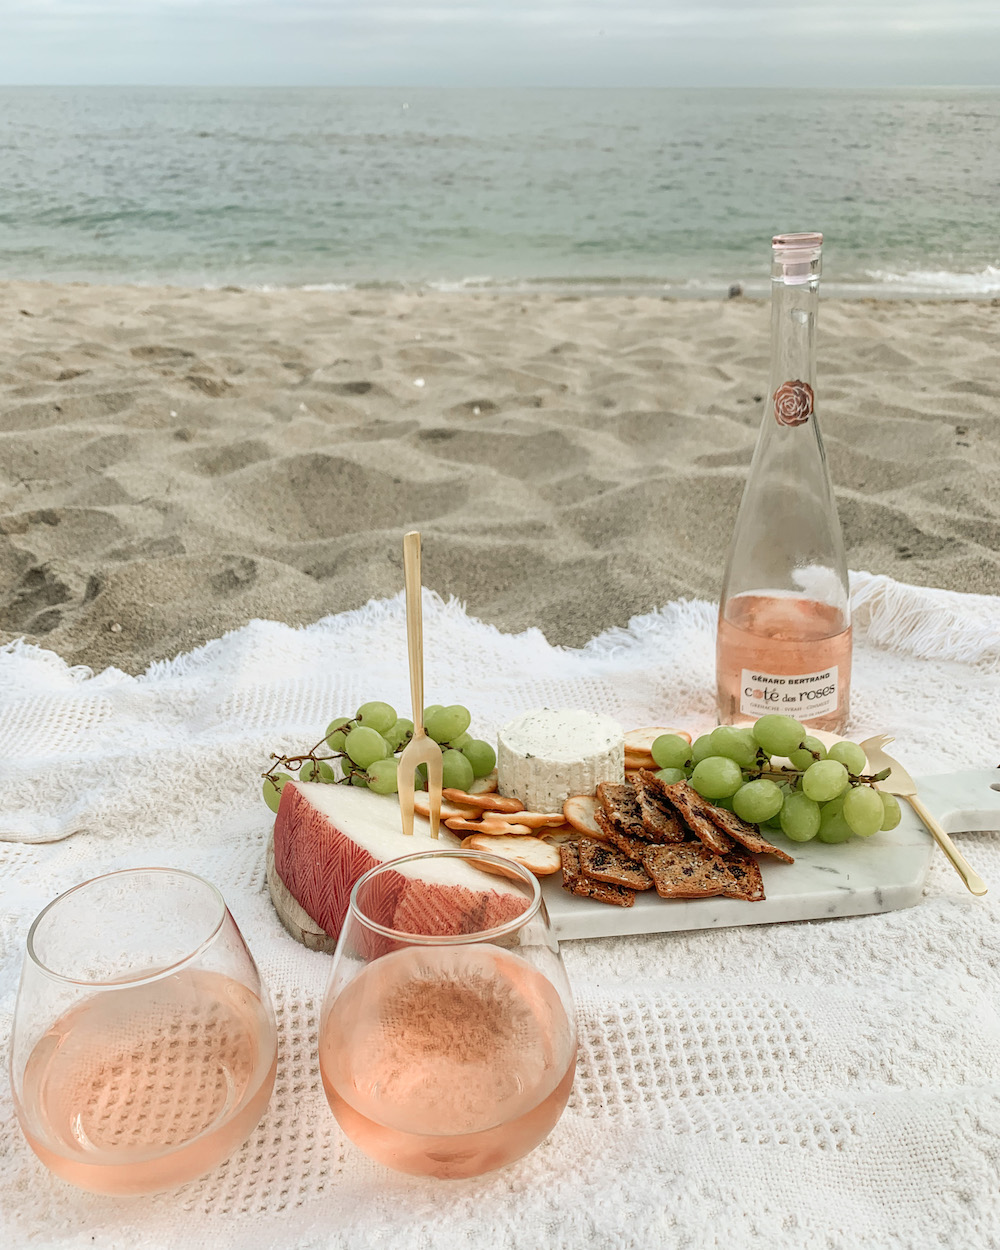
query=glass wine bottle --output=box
[716,232,851,734]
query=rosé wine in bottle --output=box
[716,233,851,733]
[320,942,576,1180]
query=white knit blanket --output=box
[2,571,999,1250]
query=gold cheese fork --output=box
[859,733,988,897]
[397,531,443,838]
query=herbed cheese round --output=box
[497,708,625,814]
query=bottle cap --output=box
[772,232,823,284]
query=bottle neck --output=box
[767,261,819,428]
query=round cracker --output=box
[501,810,566,829]
[445,816,534,836]
[413,793,479,821]
[442,788,525,814]
[624,726,692,755]
[468,769,499,794]
[562,794,603,838]
[542,826,579,845]
[460,834,561,878]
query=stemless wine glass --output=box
[9,868,278,1196]
[319,848,577,1179]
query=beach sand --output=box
[1,281,997,674]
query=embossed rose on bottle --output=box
[716,233,852,733]
[773,379,814,427]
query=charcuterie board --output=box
[267,769,1000,948]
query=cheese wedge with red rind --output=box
[273,781,528,940]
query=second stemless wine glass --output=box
[319,849,577,1179]
[9,868,278,1196]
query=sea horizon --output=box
[2,85,999,298]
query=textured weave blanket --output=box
[2,571,999,1250]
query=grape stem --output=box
[263,721,416,784]
[752,766,883,788]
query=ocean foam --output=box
[862,265,1000,296]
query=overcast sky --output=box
[1,0,998,88]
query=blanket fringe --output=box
[850,571,1000,671]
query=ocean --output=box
[1,86,998,296]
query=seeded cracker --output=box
[641,843,728,899]
[595,782,649,842]
[717,846,766,901]
[649,777,735,856]
[631,772,688,843]
[595,807,654,860]
[559,841,635,908]
[578,836,653,891]
[703,803,795,864]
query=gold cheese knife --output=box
[859,734,987,896]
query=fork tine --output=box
[398,759,415,838]
[426,750,443,839]
[859,733,894,753]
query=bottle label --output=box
[773,379,813,426]
[740,665,839,719]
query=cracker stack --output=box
[560,771,793,908]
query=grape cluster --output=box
[650,714,900,844]
[262,701,496,812]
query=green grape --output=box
[752,715,806,758]
[325,716,352,751]
[345,726,390,769]
[449,731,472,751]
[823,791,847,818]
[366,757,399,795]
[780,792,821,841]
[262,772,292,813]
[423,705,443,723]
[299,759,328,782]
[842,786,883,837]
[789,735,828,769]
[651,733,694,771]
[689,756,743,800]
[440,748,475,792]
[801,759,850,803]
[818,802,855,844]
[654,767,687,786]
[350,772,369,787]
[879,792,902,831]
[709,726,758,768]
[383,717,414,752]
[355,701,397,734]
[762,785,792,830]
[827,740,867,776]
[715,797,735,812]
[691,734,716,765]
[462,739,496,779]
[425,704,472,745]
[733,778,783,824]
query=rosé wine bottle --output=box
[716,233,851,734]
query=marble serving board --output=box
[543,769,1000,941]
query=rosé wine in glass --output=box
[10,869,277,1195]
[319,849,576,1179]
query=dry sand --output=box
[1,281,997,674]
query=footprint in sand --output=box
[2,562,82,634]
